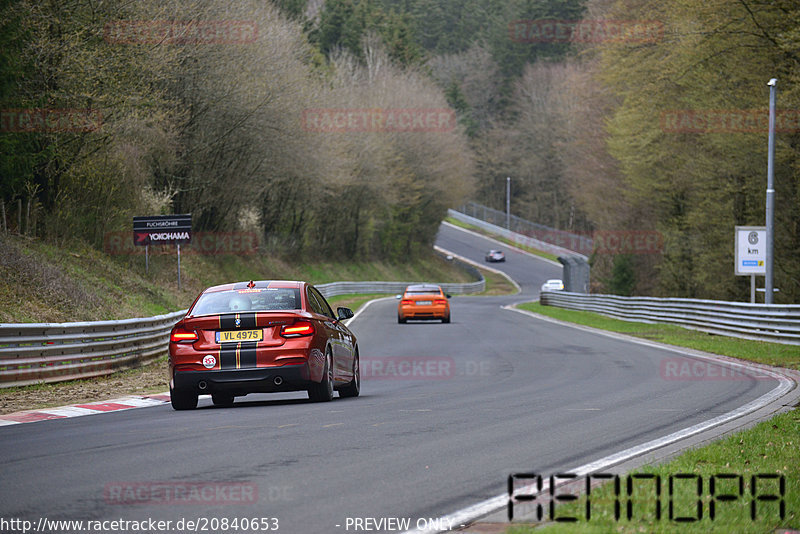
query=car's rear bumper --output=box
[173,364,311,395]
[398,308,449,320]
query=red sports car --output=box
[168,280,360,410]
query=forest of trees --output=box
[2,0,799,301]
[0,0,474,261]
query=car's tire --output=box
[339,349,360,398]
[397,315,407,324]
[211,393,234,407]
[308,350,334,402]
[170,386,198,411]
[442,315,451,324]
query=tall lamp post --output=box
[765,78,777,304]
[506,177,511,229]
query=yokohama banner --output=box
[133,214,192,246]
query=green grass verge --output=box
[519,302,800,371]
[444,216,561,263]
[507,302,799,533]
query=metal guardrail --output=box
[0,273,485,388]
[0,310,187,388]
[541,291,800,345]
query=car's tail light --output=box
[170,326,199,343]
[434,299,448,306]
[401,299,414,306]
[281,321,315,338]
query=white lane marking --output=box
[433,246,521,295]
[440,220,562,267]
[345,296,394,327]
[402,305,797,534]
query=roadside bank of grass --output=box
[507,301,799,533]
[0,232,476,323]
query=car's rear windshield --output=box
[190,288,301,315]
[406,289,441,295]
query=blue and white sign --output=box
[735,226,766,276]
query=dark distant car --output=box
[168,280,359,410]
[397,284,451,323]
[541,279,564,292]
[485,249,505,262]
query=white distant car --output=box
[541,279,564,292]
[485,249,505,262]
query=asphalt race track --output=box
[0,223,782,534]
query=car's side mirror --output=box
[395,294,402,299]
[446,294,452,299]
[337,307,354,321]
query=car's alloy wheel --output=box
[170,385,198,411]
[339,349,360,398]
[309,350,334,402]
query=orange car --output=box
[397,284,451,324]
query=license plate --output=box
[216,329,263,343]
[416,300,432,306]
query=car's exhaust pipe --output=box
[273,376,283,386]
[198,380,208,391]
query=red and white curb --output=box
[0,393,171,426]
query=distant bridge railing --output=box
[453,202,592,257]
[540,291,800,345]
[0,275,484,388]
